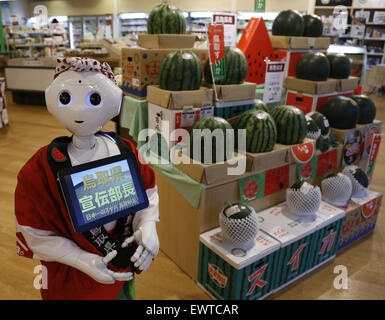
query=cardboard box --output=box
[334,77,360,92]
[274,49,327,78]
[198,228,280,300]
[246,138,316,173]
[206,82,257,102]
[284,77,338,95]
[121,47,209,99]
[337,191,383,251]
[138,34,196,49]
[172,149,248,185]
[148,103,214,148]
[285,89,354,114]
[147,85,214,110]
[155,163,297,280]
[270,36,331,50]
[214,99,256,124]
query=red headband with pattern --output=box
[54,57,116,84]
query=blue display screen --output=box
[58,154,149,233]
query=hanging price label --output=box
[208,25,226,83]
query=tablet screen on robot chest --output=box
[57,154,149,233]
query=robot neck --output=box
[72,134,96,150]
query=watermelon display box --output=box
[172,148,248,185]
[274,50,327,78]
[284,77,337,95]
[138,34,196,49]
[214,99,256,125]
[147,102,214,149]
[121,47,208,100]
[205,82,256,102]
[285,89,354,114]
[270,36,330,50]
[254,201,344,292]
[333,77,360,92]
[337,191,383,251]
[198,228,280,300]
[154,163,297,281]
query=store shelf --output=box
[364,37,385,40]
[367,52,384,56]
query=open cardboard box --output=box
[138,34,197,49]
[146,85,214,109]
[284,76,337,95]
[204,81,256,102]
[332,76,360,92]
[270,35,331,50]
[172,149,248,185]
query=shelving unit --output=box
[314,1,385,70]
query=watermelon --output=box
[327,54,351,79]
[321,96,359,129]
[159,50,202,91]
[305,115,321,140]
[303,14,323,37]
[296,52,330,81]
[307,111,330,138]
[189,116,233,164]
[351,95,376,124]
[147,3,186,34]
[222,203,252,219]
[272,10,304,36]
[204,47,247,85]
[255,99,270,113]
[271,105,307,145]
[233,109,277,153]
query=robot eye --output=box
[58,91,72,106]
[86,92,102,107]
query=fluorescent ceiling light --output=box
[190,12,212,18]
[120,13,147,19]
[238,11,279,20]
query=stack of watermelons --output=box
[272,10,323,37]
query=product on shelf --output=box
[303,14,323,37]
[305,116,321,140]
[307,111,330,139]
[189,116,233,164]
[272,10,304,36]
[327,54,352,79]
[204,47,247,85]
[342,165,369,198]
[286,181,322,216]
[218,203,259,248]
[296,52,330,82]
[271,105,307,145]
[158,50,202,91]
[321,96,359,130]
[306,111,338,153]
[254,99,271,114]
[351,95,377,124]
[233,109,277,153]
[321,173,353,207]
[147,3,186,34]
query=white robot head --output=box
[45,58,122,137]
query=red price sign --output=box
[207,25,226,82]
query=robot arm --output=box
[17,223,132,284]
[122,186,160,271]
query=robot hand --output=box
[121,221,159,272]
[74,250,133,284]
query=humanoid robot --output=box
[15,57,159,300]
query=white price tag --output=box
[300,182,312,195]
[224,206,241,218]
[132,78,140,87]
[181,111,196,128]
[263,61,285,104]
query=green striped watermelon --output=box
[271,105,307,145]
[255,99,270,113]
[233,109,277,153]
[204,47,247,85]
[159,50,202,91]
[147,3,186,34]
[189,116,233,164]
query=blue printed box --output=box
[214,99,256,124]
[198,228,280,300]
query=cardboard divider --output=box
[147,85,214,109]
[204,82,257,102]
[138,34,197,49]
[270,36,331,50]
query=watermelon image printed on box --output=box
[198,228,280,300]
